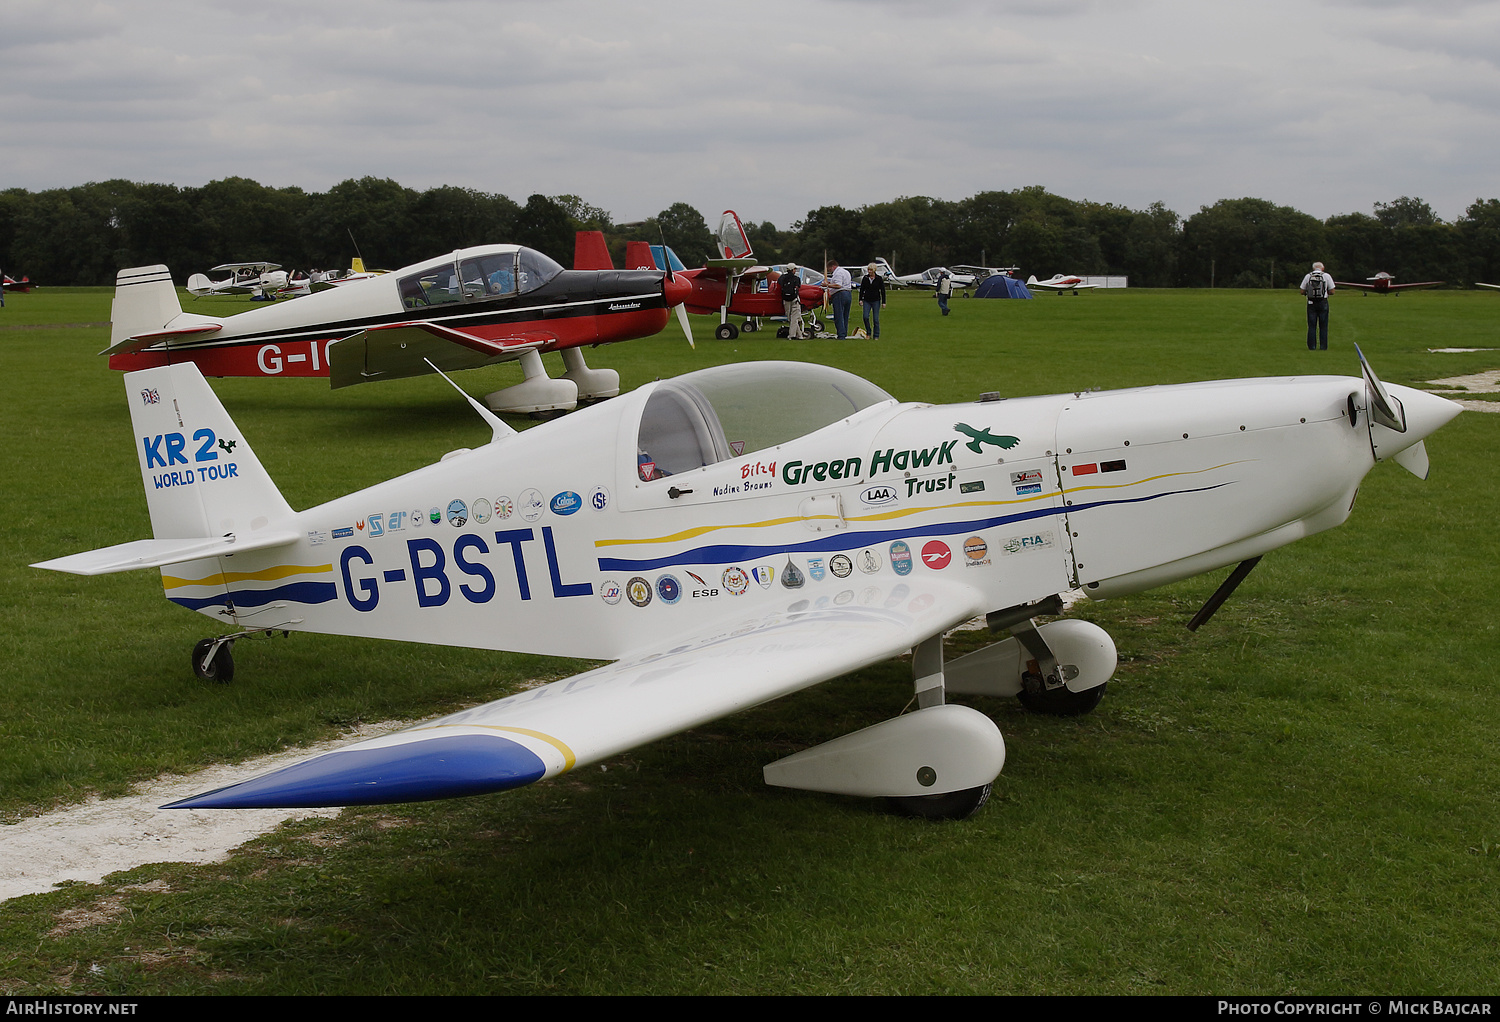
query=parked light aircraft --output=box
[2,273,35,292]
[623,211,827,340]
[187,262,293,301]
[1335,272,1443,296]
[105,247,694,415]
[1477,283,1500,291]
[309,257,388,293]
[1026,274,1099,295]
[33,350,1459,818]
[897,266,976,290]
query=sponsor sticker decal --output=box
[830,554,853,578]
[889,541,913,576]
[494,496,514,520]
[307,530,328,546]
[959,480,985,494]
[368,513,384,538]
[411,508,424,529]
[963,536,990,564]
[1001,530,1056,555]
[1102,460,1127,473]
[858,549,881,575]
[860,484,899,506]
[1016,483,1043,495]
[807,557,825,582]
[626,576,653,607]
[472,498,493,525]
[1071,463,1099,476]
[333,526,354,540]
[656,574,682,605]
[781,559,805,589]
[953,423,1021,454]
[140,388,160,406]
[519,489,544,522]
[1010,470,1044,486]
[753,565,775,589]
[447,499,468,527]
[387,510,407,532]
[722,566,750,595]
[551,491,582,516]
[429,506,442,525]
[600,579,623,605]
[589,486,610,512]
[921,540,952,570]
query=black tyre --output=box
[888,783,992,820]
[191,639,234,684]
[714,323,739,340]
[742,321,758,333]
[1017,680,1106,717]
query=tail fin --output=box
[1026,275,1039,286]
[624,240,657,271]
[113,265,187,345]
[33,363,298,576]
[130,363,294,540]
[573,230,614,271]
[716,210,752,260]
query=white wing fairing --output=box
[36,357,1461,815]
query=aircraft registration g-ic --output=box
[34,353,1460,818]
[103,245,694,416]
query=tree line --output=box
[3,176,1498,288]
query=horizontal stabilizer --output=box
[99,323,223,357]
[32,530,300,576]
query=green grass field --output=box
[2,286,1498,994]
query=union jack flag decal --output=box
[141,388,160,405]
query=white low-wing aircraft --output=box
[896,266,977,290]
[34,353,1459,818]
[1027,274,1100,295]
[186,262,292,301]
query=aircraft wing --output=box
[1334,281,1375,290]
[1385,281,1444,291]
[164,580,988,808]
[327,322,551,389]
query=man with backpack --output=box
[1299,262,1335,350]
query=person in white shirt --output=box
[825,261,854,339]
[1299,262,1335,350]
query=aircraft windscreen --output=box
[636,363,893,480]
[517,249,564,293]
[459,253,517,297]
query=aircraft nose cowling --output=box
[161,733,548,809]
[662,272,693,308]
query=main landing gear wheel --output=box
[1018,680,1106,717]
[742,320,758,333]
[715,323,739,340]
[191,638,234,684]
[888,783,993,821]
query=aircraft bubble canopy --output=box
[637,361,895,477]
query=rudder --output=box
[111,265,186,347]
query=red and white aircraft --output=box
[624,211,827,340]
[2,273,35,292]
[1026,274,1099,295]
[106,243,694,416]
[1334,272,1443,295]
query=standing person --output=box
[780,263,805,339]
[1299,261,1335,350]
[825,261,853,339]
[935,270,954,316]
[858,263,886,338]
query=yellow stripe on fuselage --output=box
[161,563,333,591]
[595,463,1243,551]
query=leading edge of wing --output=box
[164,580,987,809]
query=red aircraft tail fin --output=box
[573,231,613,271]
[623,241,658,272]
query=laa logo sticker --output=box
[860,485,899,506]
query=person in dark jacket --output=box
[858,263,887,338]
[779,263,805,339]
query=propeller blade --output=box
[1392,439,1430,480]
[676,304,694,349]
[1355,344,1406,433]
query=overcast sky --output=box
[4,0,1498,231]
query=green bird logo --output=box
[218,438,237,455]
[953,423,1020,454]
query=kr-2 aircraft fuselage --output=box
[35,357,1459,815]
